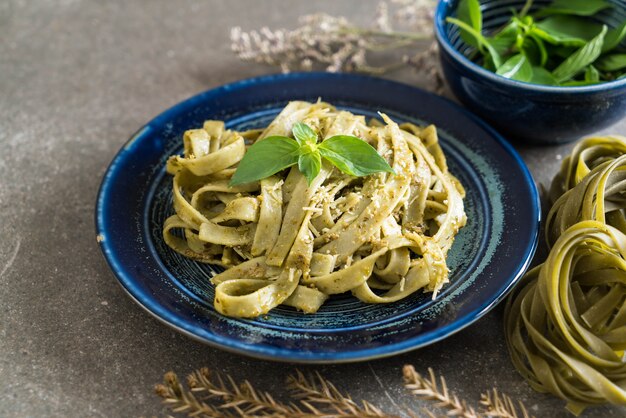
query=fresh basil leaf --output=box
[533,34,548,66]
[602,21,626,53]
[595,53,626,72]
[524,34,548,66]
[552,25,607,83]
[533,15,601,46]
[447,17,503,68]
[298,150,322,185]
[585,65,600,82]
[318,136,394,177]
[530,66,559,85]
[496,54,533,81]
[292,122,317,146]
[547,44,577,59]
[457,0,483,48]
[482,54,497,71]
[488,21,519,56]
[229,136,299,186]
[537,0,611,17]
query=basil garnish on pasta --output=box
[229,121,394,186]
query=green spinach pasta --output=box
[505,135,626,414]
[548,136,626,205]
[505,221,626,415]
[547,153,626,248]
[163,101,467,318]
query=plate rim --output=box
[95,72,540,363]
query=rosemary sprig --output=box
[154,365,535,418]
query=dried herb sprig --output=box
[230,1,443,91]
[155,365,535,418]
[480,389,532,418]
[402,366,535,418]
[286,370,399,417]
[154,371,238,418]
[402,365,480,418]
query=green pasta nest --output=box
[505,135,626,414]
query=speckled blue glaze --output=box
[435,0,626,145]
[95,72,539,363]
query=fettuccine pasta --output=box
[163,101,467,318]
[505,135,626,414]
[505,221,626,415]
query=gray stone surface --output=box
[0,1,624,417]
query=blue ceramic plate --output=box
[96,73,540,363]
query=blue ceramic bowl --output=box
[435,0,626,144]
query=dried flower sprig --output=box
[230,0,444,92]
[154,365,535,418]
[230,14,426,74]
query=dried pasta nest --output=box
[506,135,626,415]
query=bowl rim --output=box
[434,0,626,94]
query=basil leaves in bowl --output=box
[435,0,626,144]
